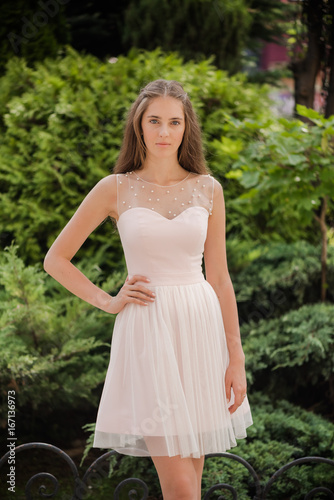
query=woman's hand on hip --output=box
[107,275,156,314]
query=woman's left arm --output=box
[203,178,247,414]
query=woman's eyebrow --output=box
[147,115,184,120]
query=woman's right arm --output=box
[44,174,155,314]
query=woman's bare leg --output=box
[151,454,204,499]
[192,456,205,499]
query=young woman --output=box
[44,79,252,499]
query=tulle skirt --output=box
[93,280,253,458]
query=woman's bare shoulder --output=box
[93,174,118,219]
[213,176,223,187]
[98,173,117,188]
[200,173,223,195]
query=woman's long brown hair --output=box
[112,79,210,175]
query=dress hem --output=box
[91,436,249,459]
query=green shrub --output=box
[218,107,334,245]
[231,240,334,323]
[242,302,334,414]
[0,244,124,436]
[80,393,334,499]
[0,46,271,268]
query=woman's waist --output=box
[127,270,205,286]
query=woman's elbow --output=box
[43,250,71,276]
[43,249,60,275]
[43,251,53,274]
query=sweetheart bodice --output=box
[116,172,214,286]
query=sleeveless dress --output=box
[92,170,253,458]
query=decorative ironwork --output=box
[0,442,333,499]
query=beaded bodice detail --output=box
[116,171,214,221]
[115,170,215,286]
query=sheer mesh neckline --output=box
[131,170,192,187]
[117,171,214,220]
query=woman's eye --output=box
[149,120,180,125]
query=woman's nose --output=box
[159,125,169,136]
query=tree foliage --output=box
[216,106,334,235]
[287,0,334,117]
[0,0,69,74]
[0,0,288,76]
[0,45,271,269]
[123,0,252,74]
[214,104,334,300]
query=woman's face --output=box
[141,96,185,161]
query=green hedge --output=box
[0,244,124,436]
[231,240,334,321]
[242,302,334,415]
[1,243,333,438]
[80,393,334,499]
[0,46,271,267]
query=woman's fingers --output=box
[127,274,150,284]
[107,275,155,314]
[225,371,247,414]
[129,289,155,304]
[122,275,155,305]
[228,388,247,414]
[224,362,247,414]
[225,375,232,404]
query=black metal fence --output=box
[1,442,333,499]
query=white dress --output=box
[93,170,253,458]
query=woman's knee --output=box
[151,455,199,499]
[164,472,197,499]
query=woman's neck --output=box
[137,158,187,185]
